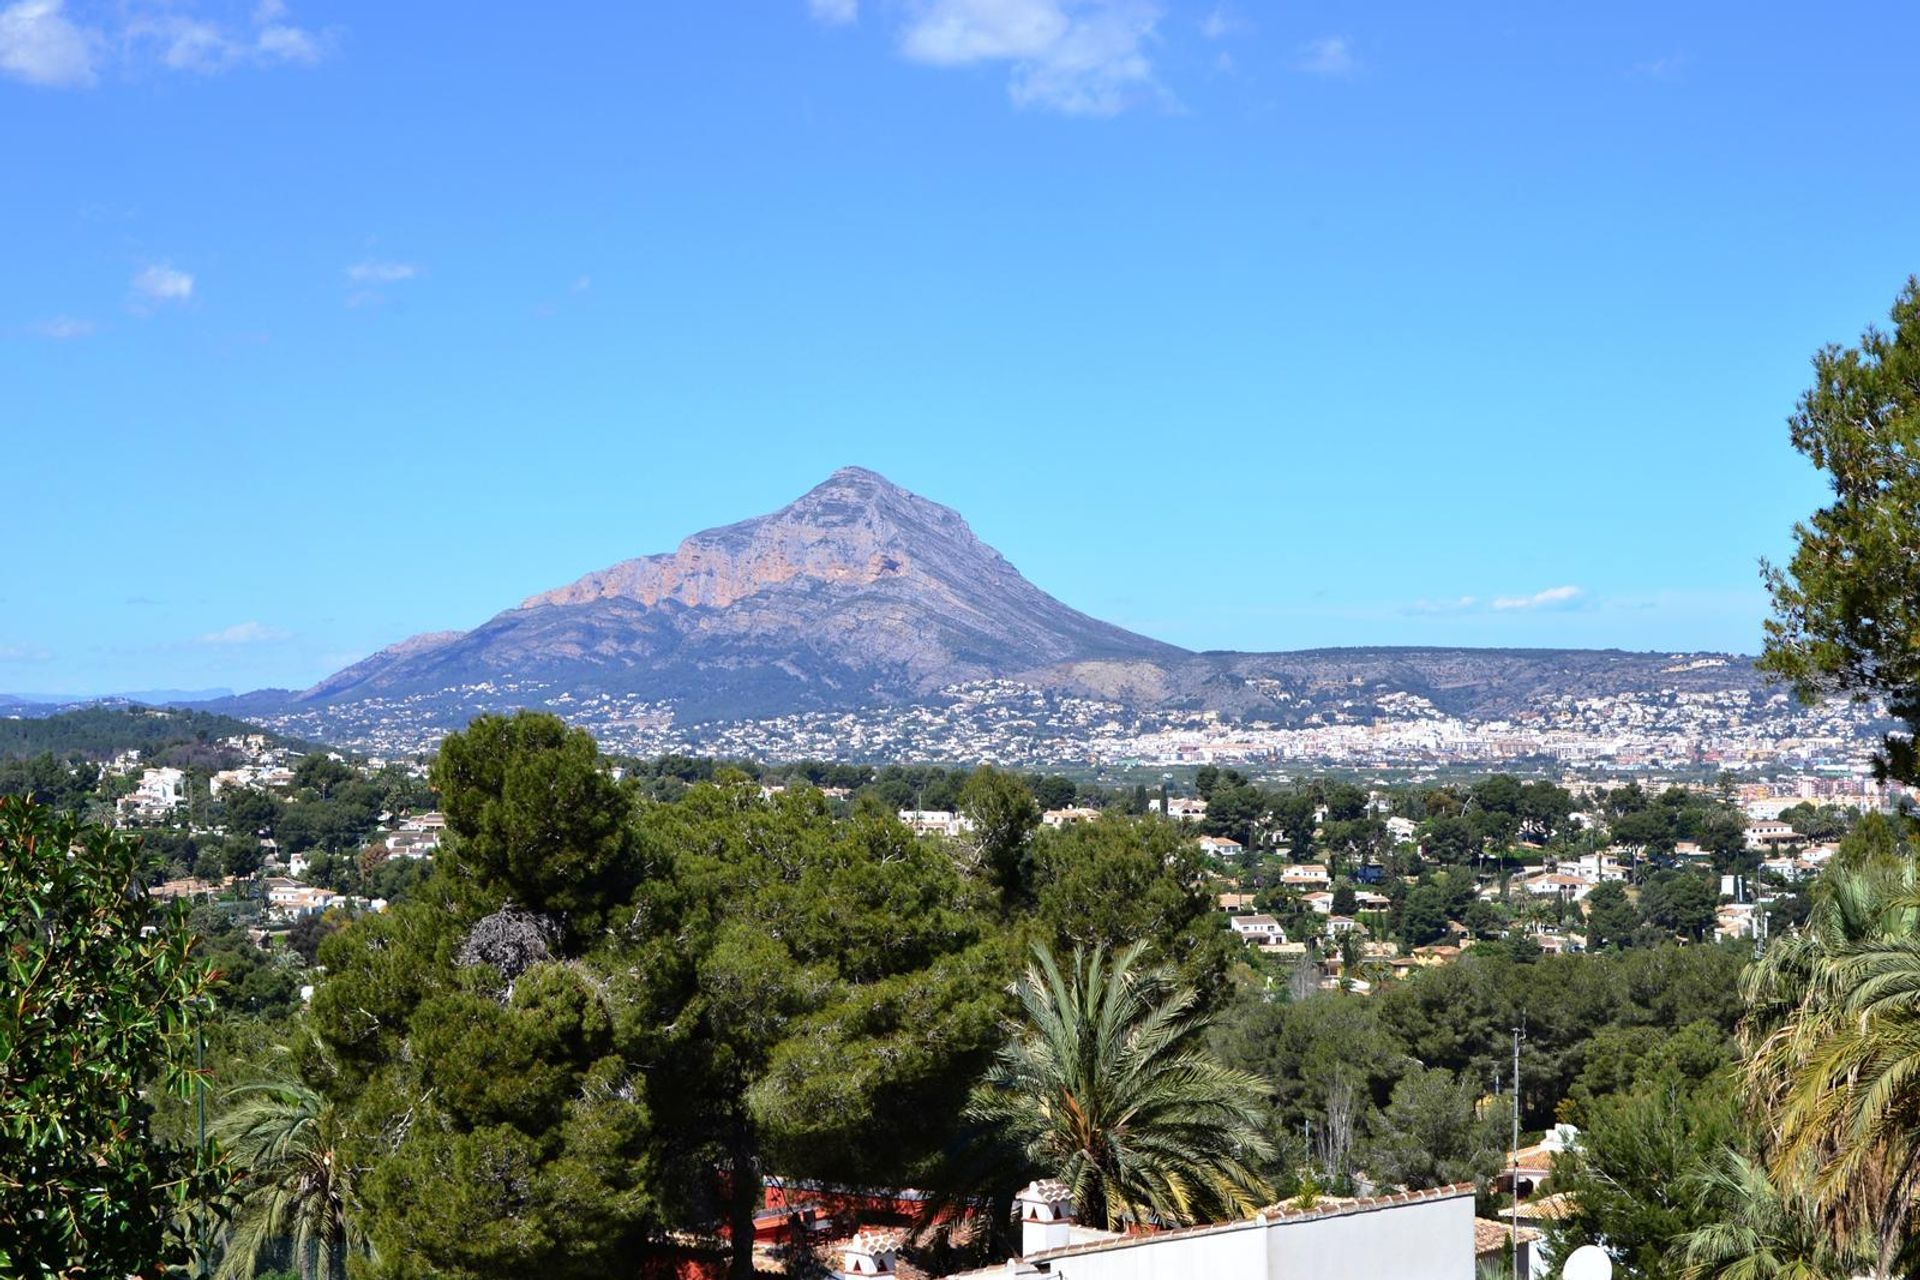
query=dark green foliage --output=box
[0,704,306,763]
[1214,942,1746,1178]
[0,752,98,810]
[1547,1080,1739,1279]
[0,797,232,1277]
[1366,1063,1505,1191]
[1027,814,1232,991]
[1585,882,1640,951]
[958,765,1042,906]
[1762,277,1920,783]
[431,712,640,924]
[1639,872,1718,942]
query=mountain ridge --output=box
[293,467,1184,719]
[161,467,1819,759]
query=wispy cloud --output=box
[1296,35,1353,76]
[346,259,421,307]
[1492,585,1583,611]
[2,0,328,87]
[347,260,419,285]
[1406,595,1481,615]
[0,0,97,87]
[28,315,95,339]
[1630,54,1687,81]
[895,0,1164,117]
[124,0,329,74]
[1399,585,1586,616]
[808,0,858,25]
[0,641,53,663]
[130,263,193,308]
[196,621,291,645]
[1199,4,1245,40]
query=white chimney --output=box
[1015,1179,1075,1256]
[841,1231,898,1277]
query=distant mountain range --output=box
[22,468,1837,761]
[0,688,234,713]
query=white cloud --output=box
[0,0,97,87]
[197,621,291,645]
[1199,4,1245,40]
[124,1,328,75]
[1492,585,1583,611]
[570,274,592,293]
[1296,35,1353,76]
[1631,54,1687,81]
[1406,595,1480,615]
[809,0,858,25]
[131,263,193,304]
[347,260,419,285]
[898,0,1161,116]
[30,315,95,338]
[0,641,53,662]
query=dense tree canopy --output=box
[1762,277,1920,783]
[0,797,231,1277]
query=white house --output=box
[123,767,187,817]
[265,879,339,919]
[1386,816,1419,844]
[1280,864,1332,888]
[1156,796,1209,822]
[1519,872,1592,902]
[952,1180,1477,1280]
[1229,914,1286,945]
[898,810,976,838]
[1043,807,1103,828]
[1746,820,1800,852]
[1197,834,1245,860]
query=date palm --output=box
[967,941,1273,1230]
[1741,834,1920,1278]
[212,1079,365,1280]
[1672,1148,1862,1280]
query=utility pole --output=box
[1510,1017,1525,1278]
[196,1001,209,1278]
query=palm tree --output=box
[967,941,1274,1230]
[1671,1147,1863,1280]
[212,1079,366,1280]
[1739,828,1920,1278]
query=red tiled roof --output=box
[1474,1218,1542,1255]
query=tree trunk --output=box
[728,1119,761,1280]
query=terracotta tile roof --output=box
[1474,1217,1543,1255]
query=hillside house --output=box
[1042,807,1102,828]
[1156,796,1208,822]
[898,810,975,838]
[1229,914,1286,945]
[1197,834,1245,860]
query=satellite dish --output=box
[1562,1245,1613,1280]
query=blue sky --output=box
[3,0,1917,695]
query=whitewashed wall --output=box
[1038,1194,1474,1280]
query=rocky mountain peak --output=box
[298,467,1182,717]
[522,467,1001,612]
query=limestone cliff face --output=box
[299,468,1183,719]
[523,468,942,611]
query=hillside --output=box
[0,704,310,762]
